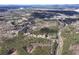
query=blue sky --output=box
[0,0,79,5]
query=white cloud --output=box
[0,0,79,5]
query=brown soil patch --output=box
[70,44,79,55]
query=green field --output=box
[62,25,79,54]
[0,33,51,55]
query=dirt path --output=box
[55,20,64,55]
[56,29,63,55]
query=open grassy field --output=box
[61,25,79,54]
[0,33,52,55]
[31,46,51,55]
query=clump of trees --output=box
[40,27,58,34]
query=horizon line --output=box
[0,4,79,5]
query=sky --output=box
[0,0,79,5]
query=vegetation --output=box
[40,27,58,34]
[61,25,79,54]
[31,46,50,55]
[0,32,51,54]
